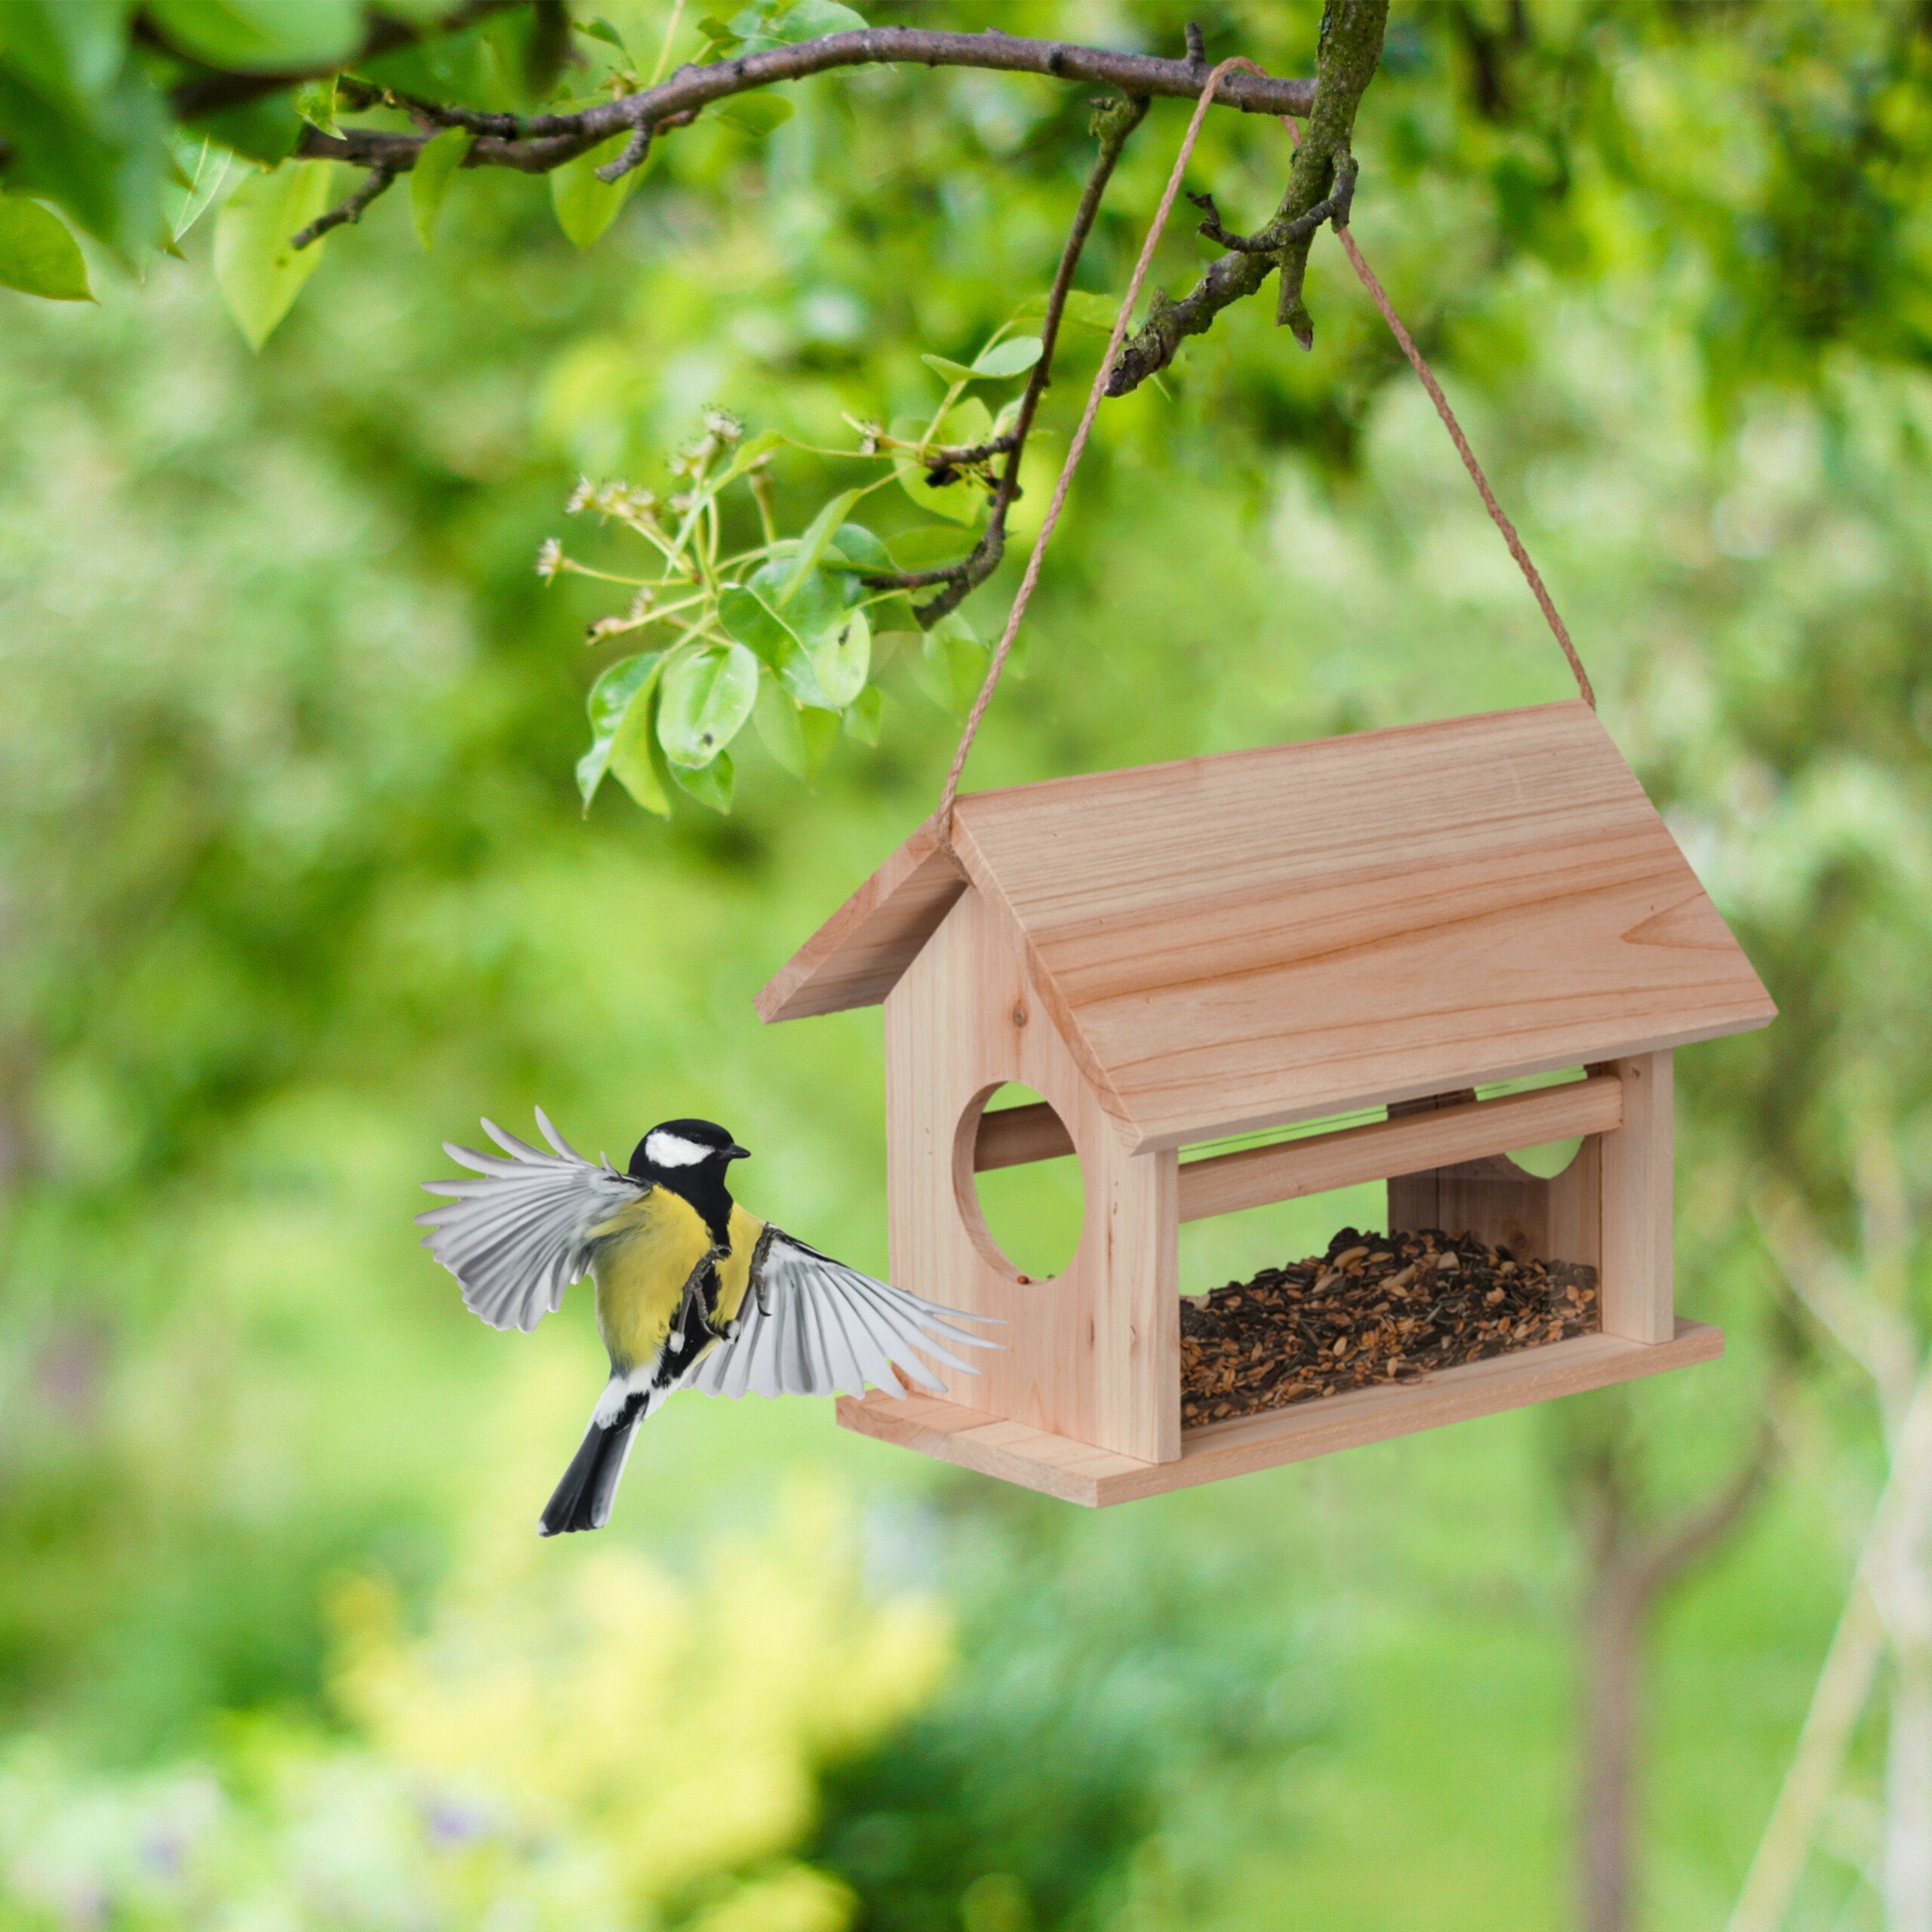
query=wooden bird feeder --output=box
[757,701,1776,1505]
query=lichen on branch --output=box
[1105,0,1389,393]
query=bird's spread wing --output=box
[417,1110,643,1333]
[686,1227,1000,1401]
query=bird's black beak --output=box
[726,1144,750,1161]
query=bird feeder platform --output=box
[757,702,1774,1505]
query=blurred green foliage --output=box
[2,2,1930,1927]
[0,1481,942,1928]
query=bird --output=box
[417,1110,997,1535]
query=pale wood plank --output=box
[756,819,964,1023]
[1384,1089,1470,1238]
[1385,1084,1604,1279]
[1174,1074,1622,1220]
[764,703,1776,1152]
[837,1319,1723,1506]
[1598,1051,1675,1343]
[1423,1140,1604,1277]
[975,1100,1075,1171]
[885,888,1180,1464]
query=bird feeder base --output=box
[836,1318,1723,1508]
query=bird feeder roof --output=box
[757,702,1775,1152]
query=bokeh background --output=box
[4,2,1930,1927]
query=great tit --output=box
[419,1111,996,1534]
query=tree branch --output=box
[1574,1408,1779,1932]
[863,92,1147,623]
[291,162,397,248]
[291,27,1312,177]
[1106,0,1387,393]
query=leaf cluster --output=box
[555,325,1048,817]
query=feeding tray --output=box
[756,702,1774,1505]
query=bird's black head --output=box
[627,1121,748,1244]
[627,1118,749,1180]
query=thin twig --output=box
[292,164,397,248]
[1106,0,1385,388]
[926,434,1020,469]
[290,29,1312,177]
[595,125,653,183]
[898,91,1148,626]
[1188,156,1356,251]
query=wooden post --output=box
[884,887,1180,1464]
[1598,1052,1673,1344]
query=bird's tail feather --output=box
[539,1389,658,1536]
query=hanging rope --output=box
[1299,125,1597,711]
[935,52,1593,840]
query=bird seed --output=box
[1180,1226,1599,1429]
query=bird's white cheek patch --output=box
[644,1131,710,1168]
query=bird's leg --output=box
[693,1246,734,1341]
[662,1250,727,1358]
[749,1224,780,1321]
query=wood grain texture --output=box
[1598,1051,1675,1343]
[1174,1073,1623,1220]
[762,703,1776,1151]
[755,819,964,1023]
[885,886,1180,1463]
[975,1100,1076,1171]
[837,1318,1724,1506]
[1386,1079,1604,1281]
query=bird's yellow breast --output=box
[589,1191,764,1373]
[712,1204,764,1328]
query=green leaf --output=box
[1015,288,1117,333]
[971,334,1042,377]
[0,192,92,300]
[719,580,829,706]
[780,488,865,603]
[410,127,473,251]
[806,605,869,709]
[921,334,1044,386]
[577,648,669,811]
[0,0,129,107]
[657,641,758,767]
[754,681,839,779]
[670,749,734,812]
[891,401,992,526]
[293,77,337,134]
[715,426,783,486]
[213,162,333,349]
[188,94,301,165]
[888,525,974,569]
[695,15,741,44]
[576,16,630,52]
[714,93,795,136]
[0,58,170,257]
[751,555,859,629]
[608,697,672,814]
[844,682,883,745]
[166,134,232,244]
[146,0,360,69]
[549,129,652,251]
[361,18,492,103]
[823,521,893,573]
[918,613,988,713]
[866,589,918,633]
[728,0,866,54]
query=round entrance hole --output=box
[961,1084,1085,1282]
